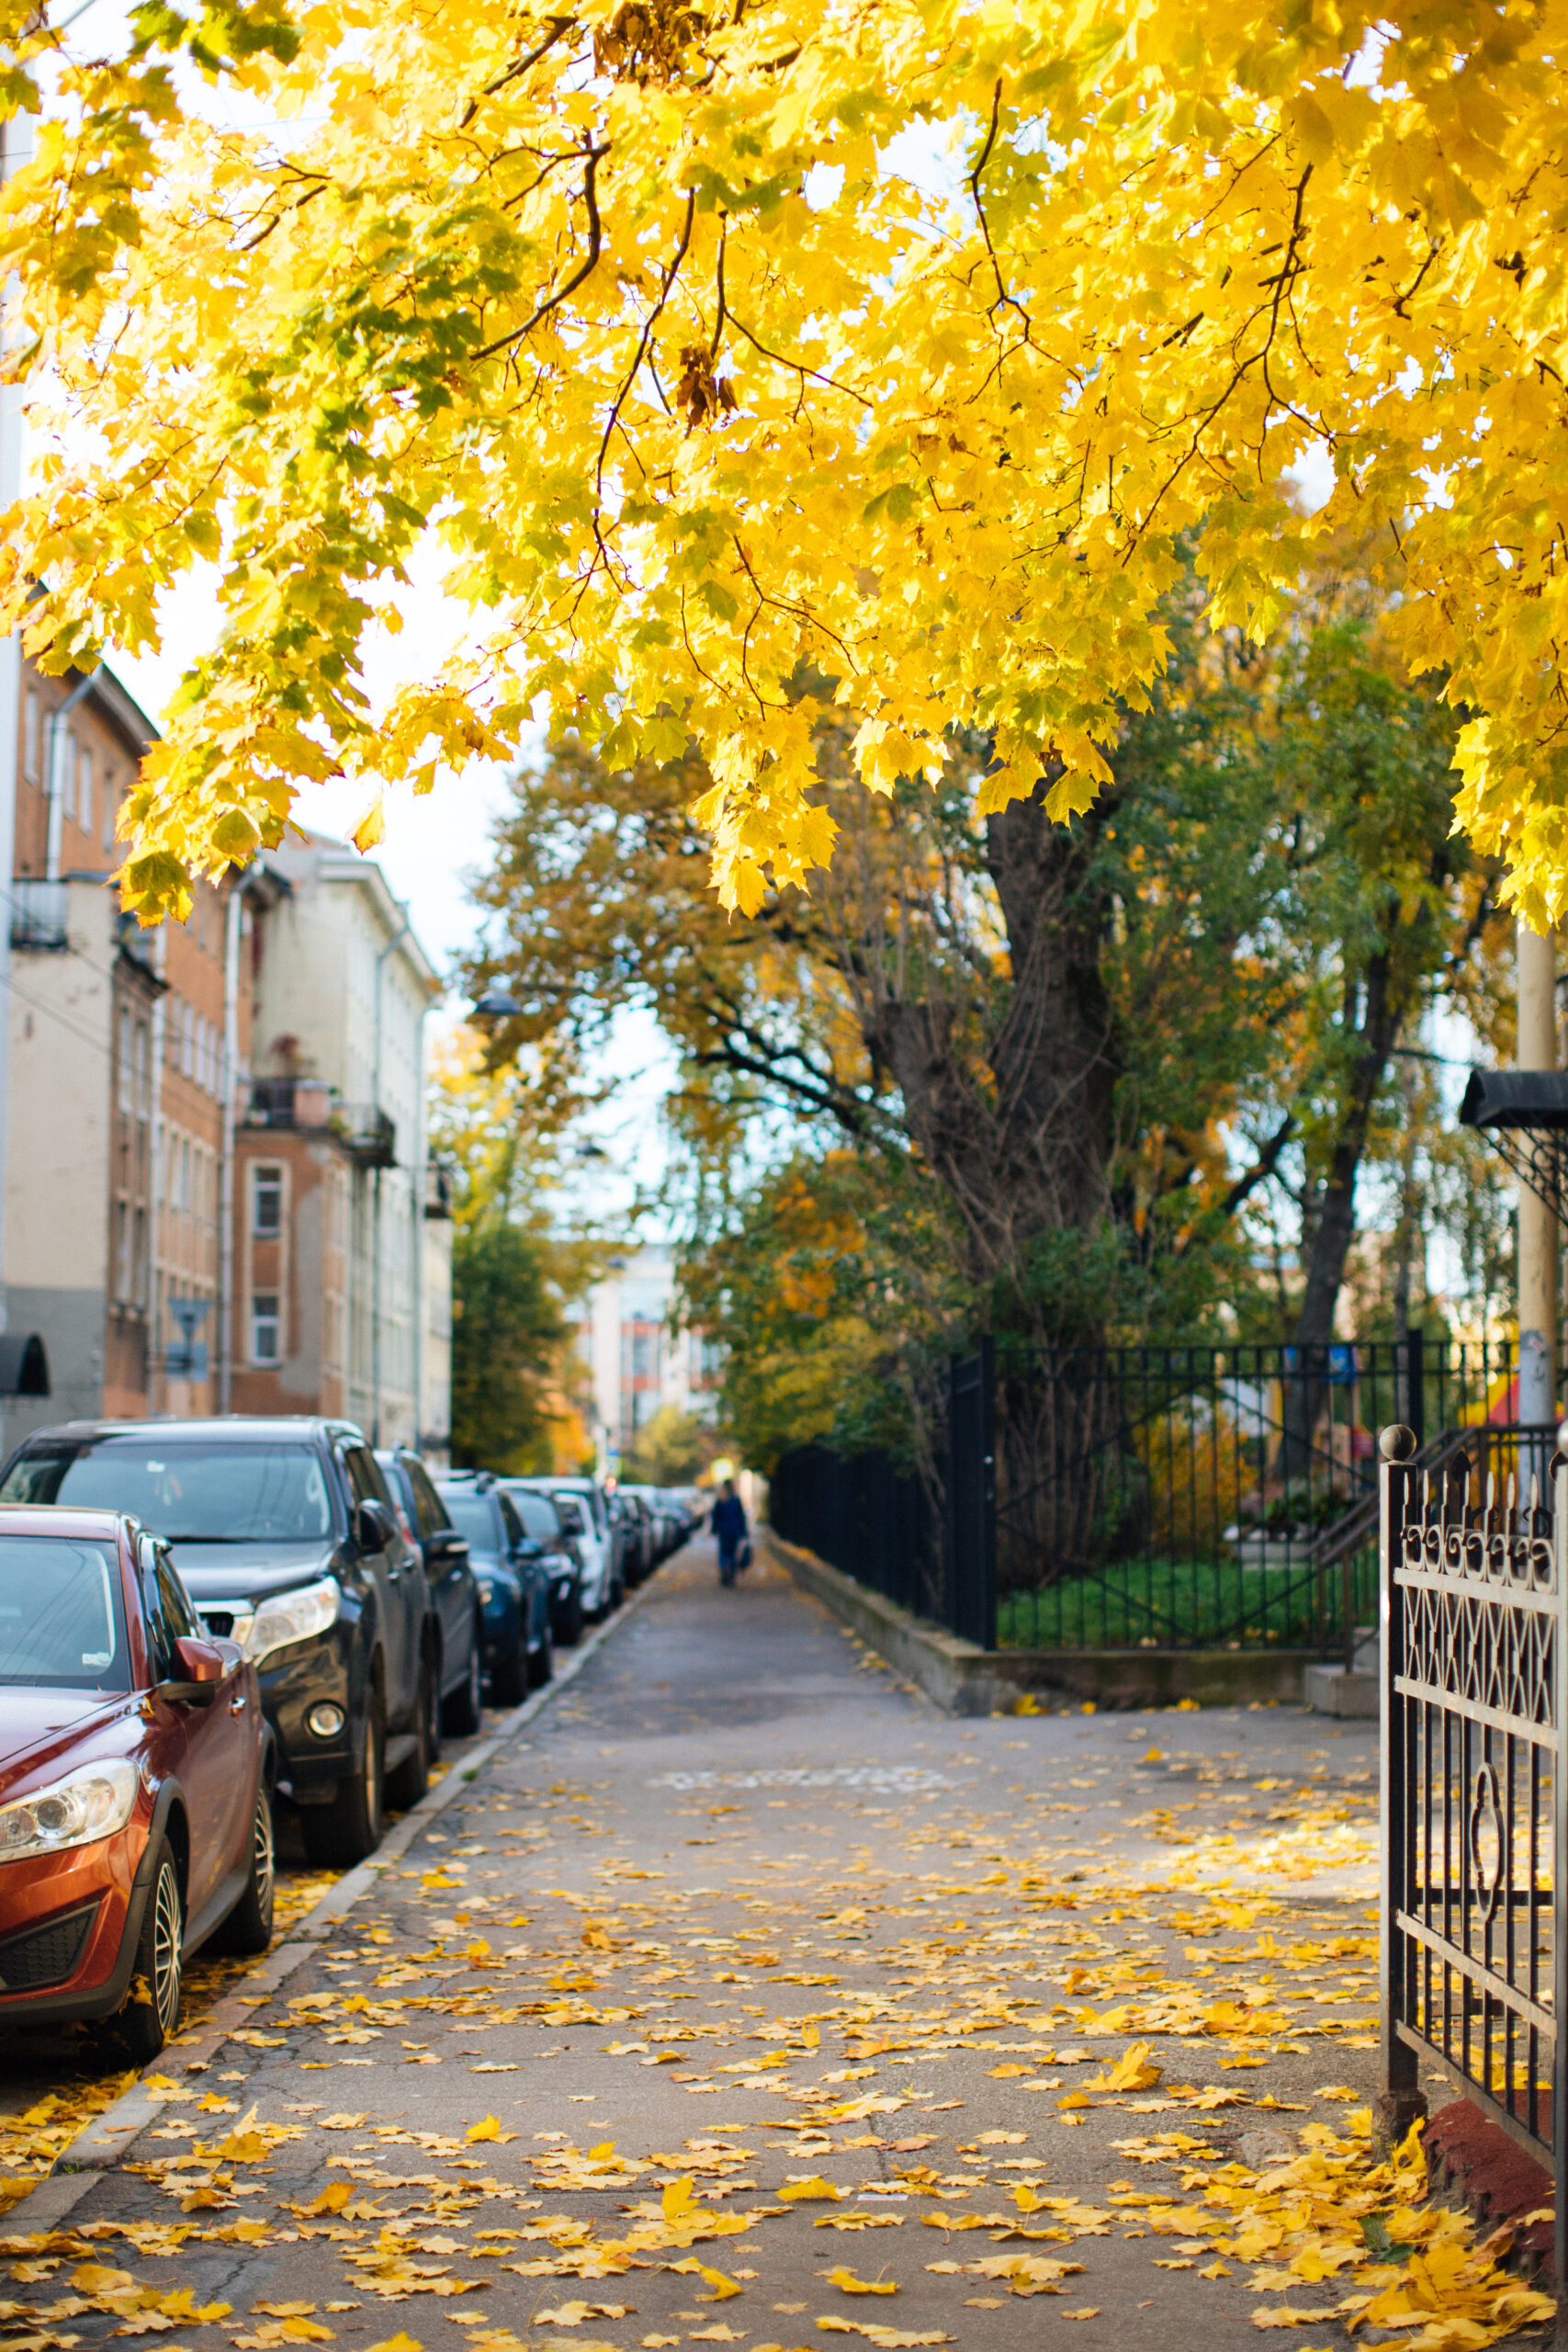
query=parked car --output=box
[0,1418,439,1866]
[0,1507,274,2062]
[496,1482,584,1645]
[513,1478,619,1616]
[434,1473,552,1704]
[609,1488,654,1587]
[376,1447,483,1736]
[620,1483,687,1566]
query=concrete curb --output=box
[765,1530,1318,1714]
[3,1569,664,2235]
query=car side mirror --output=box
[159,1634,226,1707]
[355,1498,395,1552]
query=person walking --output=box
[710,1479,749,1589]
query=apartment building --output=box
[1,656,452,1456]
[231,833,448,1453]
[578,1244,722,1474]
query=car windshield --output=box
[509,1492,560,1542]
[439,1493,502,1552]
[0,1535,130,1691]
[0,1441,334,1542]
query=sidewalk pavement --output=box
[0,1544,1547,2352]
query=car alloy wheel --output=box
[252,1783,276,1919]
[150,1857,183,2037]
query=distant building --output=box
[578,1244,721,1475]
[1,661,453,1456]
[232,834,448,1453]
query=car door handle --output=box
[230,1692,248,1714]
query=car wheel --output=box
[118,1839,183,2064]
[527,1615,554,1690]
[209,1778,276,1956]
[553,1586,583,1647]
[442,1624,483,1736]
[386,1657,434,1812]
[490,1633,526,1708]
[303,1690,385,1866]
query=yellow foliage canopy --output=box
[4,0,1568,916]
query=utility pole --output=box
[1517,919,1558,1431]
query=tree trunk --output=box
[862,786,1117,1321]
[1280,942,1407,1486]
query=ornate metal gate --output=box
[1380,1418,1566,2294]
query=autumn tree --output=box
[472,560,1505,1375]
[6,0,1568,928]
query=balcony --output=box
[245,1077,333,1130]
[11,880,68,952]
[331,1102,396,1169]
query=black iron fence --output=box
[772,1335,1557,1654]
[768,1446,944,1624]
[1380,1420,1565,2292]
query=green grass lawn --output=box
[995,1544,1378,1651]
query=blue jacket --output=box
[711,1493,748,1543]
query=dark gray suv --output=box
[0,1417,438,1866]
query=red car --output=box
[0,1507,275,2062]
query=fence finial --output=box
[1380,1424,1418,1462]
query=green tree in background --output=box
[432,1037,604,1473]
[449,1219,564,1473]
[620,1407,718,1488]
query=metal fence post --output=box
[1376,1420,1427,2146]
[947,1343,998,1649]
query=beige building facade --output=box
[231,836,448,1453]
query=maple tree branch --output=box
[461,15,578,128]
[470,140,608,363]
[722,310,873,409]
[970,77,1032,340]
[595,188,695,497]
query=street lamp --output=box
[470,986,523,1021]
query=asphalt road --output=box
[1,1539,1395,2352]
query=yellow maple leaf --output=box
[827,2269,897,2296]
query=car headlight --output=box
[0,1759,140,1863]
[476,1577,494,1604]
[246,1576,341,1668]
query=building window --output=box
[62,728,75,821]
[253,1165,283,1238]
[22,688,38,785]
[103,765,116,853]
[77,745,93,841]
[182,1002,194,1080]
[251,1293,280,1364]
[118,1006,133,1114]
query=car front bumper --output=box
[0,1811,155,2026]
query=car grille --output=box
[0,1900,99,1992]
